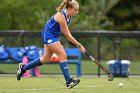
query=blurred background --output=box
[0,0,140,76]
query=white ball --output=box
[118,83,123,87]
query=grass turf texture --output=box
[0,76,139,93]
[0,60,140,74]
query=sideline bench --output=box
[0,47,82,77]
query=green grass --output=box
[0,76,139,93]
[0,60,140,74]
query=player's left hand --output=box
[79,45,86,54]
[64,0,68,3]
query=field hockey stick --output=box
[68,41,113,81]
[84,50,114,81]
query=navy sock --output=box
[60,62,71,83]
[23,57,42,70]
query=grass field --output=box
[0,76,139,93]
[0,60,140,74]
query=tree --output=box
[70,0,119,30]
[0,0,59,30]
[106,0,140,31]
[0,0,119,30]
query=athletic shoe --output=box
[16,63,25,81]
[66,77,80,89]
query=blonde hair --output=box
[56,0,78,12]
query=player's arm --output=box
[54,13,85,53]
[54,13,80,47]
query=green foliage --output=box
[0,0,59,30]
[121,39,140,60]
[106,0,140,31]
[0,0,140,60]
[0,0,140,30]
[70,0,119,30]
[0,0,119,30]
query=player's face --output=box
[70,5,79,16]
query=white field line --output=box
[0,84,132,92]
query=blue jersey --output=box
[42,10,71,39]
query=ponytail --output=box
[56,0,73,12]
[56,1,67,12]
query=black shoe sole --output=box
[16,63,24,81]
[68,80,80,89]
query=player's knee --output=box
[59,53,67,62]
[40,56,50,64]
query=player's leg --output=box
[17,44,53,81]
[23,44,53,70]
[47,41,80,89]
[47,41,70,81]
[40,44,54,64]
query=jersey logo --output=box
[48,39,52,43]
[64,67,68,69]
